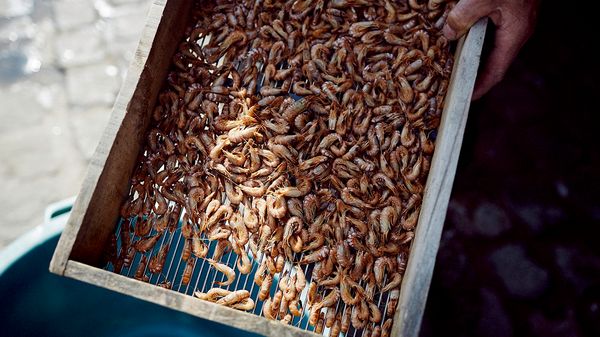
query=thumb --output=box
[443,0,494,40]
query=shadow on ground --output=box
[422,2,600,337]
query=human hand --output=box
[442,0,540,99]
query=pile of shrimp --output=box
[107,0,456,336]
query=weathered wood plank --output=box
[50,0,193,273]
[64,261,320,337]
[391,19,488,337]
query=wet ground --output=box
[422,2,600,336]
[0,0,151,248]
[1,0,599,336]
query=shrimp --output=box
[237,251,252,274]
[279,295,289,319]
[134,216,152,237]
[181,259,194,285]
[149,243,169,274]
[232,298,255,311]
[313,288,340,312]
[300,246,329,264]
[281,313,293,325]
[208,259,236,286]
[133,233,162,253]
[351,302,367,329]
[305,282,316,309]
[402,208,419,230]
[381,272,403,293]
[238,181,266,197]
[259,274,273,301]
[372,326,382,337]
[380,206,398,241]
[282,96,314,122]
[266,194,287,219]
[194,288,231,301]
[283,275,297,301]
[243,208,259,231]
[295,265,307,293]
[330,316,342,337]
[368,301,382,323]
[340,274,362,305]
[227,125,262,144]
[315,312,325,333]
[325,306,337,328]
[191,233,208,258]
[341,188,373,209]
[262,298,276,320]
[134,256,148,282]
[289,298,302,316]
[386,289,400,317]
[341,307,351,333]
[216,290,250,305]
[303,194,318,222]
[381,318,393,337]
[230,212,249,246]
[374,257,390,286]
[224,181,244,205]
[254,259,267,286]
[276,180,311,198]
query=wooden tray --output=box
[50,1,487,336]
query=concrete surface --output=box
[0,0,151,248]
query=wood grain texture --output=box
[391,19,488,337]
[50,0,193,274]
[64,261,320,337]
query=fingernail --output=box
[443,25,457,40]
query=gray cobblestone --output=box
[66,62,120,105]
[53,0,96,31]
[0,0,34,18]
[0,0,152,249]
[55,25,105,67]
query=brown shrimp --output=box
[208,259,236,286]
[216,290,250,306]
[149,243,169,274]
[181,259,194,286]
[133,233,162,253]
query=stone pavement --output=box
[0,0,152,249]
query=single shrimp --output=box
[236,251,252,275]
[386,289,400,317]
[181,259,195,285]
[289,298,302,316]
[191,233,208,258]
[295,265,307,293]
[134,256,148,282]
[194,288,231,301]
[232,298,255,311]
[208,259,236,286]
[381,272,403,293]
[149,243,169,274]
[216,290,250,306]
[262,298,276,320]
[381,318,393,337]
[266,194,287,219]
[313,288,340,312]
[258,274,273,301]
[380,206,398,241]
[341,307,351,333]
[300,246,329,264]
[368,301,382,323]
[133,233,162,253]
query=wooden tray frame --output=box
[50,1,487,336]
